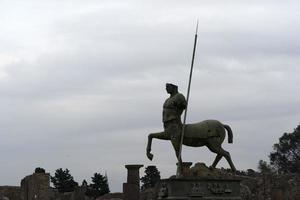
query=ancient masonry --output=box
[0,171,50,200]
[21,172,50,200]
[123,164,143,200]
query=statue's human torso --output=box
[163,93,186,123]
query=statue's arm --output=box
[178,94,187,109]
[173,94,187,111]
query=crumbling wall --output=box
[21,172,51,200]
[50,187,92,200]
[0,186,21,200]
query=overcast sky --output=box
[0,0,300,192]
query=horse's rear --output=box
[184,119,224,139]
[182,119,236,171]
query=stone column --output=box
[123,164,143,200]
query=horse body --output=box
[146,119,236,173]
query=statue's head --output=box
[166,83,178,94]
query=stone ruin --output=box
[0,165,143,200]
[21,170,51,200]
[0,169,91,200]
[1,165,299,200]
[0,187,20,200]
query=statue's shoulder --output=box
[175,93,186,101]
[175,92,185,98]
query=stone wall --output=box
[50,187,92,200]
[0,186,21,200]
[0,171,107,200]
[96,192,123,200]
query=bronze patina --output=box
[146,83,236,175]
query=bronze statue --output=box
[146,83,236,174]
[163,83,187,148]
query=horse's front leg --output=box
[146,131,169,161]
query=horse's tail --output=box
[223,124,233,143]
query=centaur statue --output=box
[146,83,236,175]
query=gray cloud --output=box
[0,0,300,192]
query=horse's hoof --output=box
[147,152,153,161]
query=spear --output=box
[177,21,199,174]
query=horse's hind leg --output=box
[206,142,223,169]
[207,141,236,172]
[221,148,236,172]
[211,154,222,169]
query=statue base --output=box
[156,163,242,200]
[157,177,242,200]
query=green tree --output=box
[35,167,46,174]
[269,125,300,174]
[140,165,161,190]
[81,179,88,187]
[91,173,110,195]
[86,173,110,198]
[258,160,273,174]
[51,168,78,193]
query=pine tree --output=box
[91,173,110,195]
[140,165,161,190]
[50,168,78,193]
[81,179,88,187]
[86,173,110,198]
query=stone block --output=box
[156,178,242,200]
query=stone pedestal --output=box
[123,164,143,200]
[156,178,242,200]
